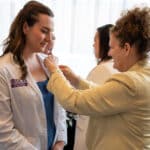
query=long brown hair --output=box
[2,1,54,79]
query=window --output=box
[0,0,149,77]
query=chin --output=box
[116,67,125,72]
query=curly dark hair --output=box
[111,7,150,58]
[2,1,54,79]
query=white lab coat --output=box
[0,52,67,150]
[74,60,117,150]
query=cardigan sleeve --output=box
[47,70,138,117]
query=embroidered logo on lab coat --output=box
[11,79,28,88]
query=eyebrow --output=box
[44,27,54,32]
[42,26,50,31]
[39,23,53,32]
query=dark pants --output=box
[64,112,76,150]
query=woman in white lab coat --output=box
[74,24,118,150]
[0,1,66,150]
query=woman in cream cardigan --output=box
[45,7,150,150]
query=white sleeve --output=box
[55,100,67,144]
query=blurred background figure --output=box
[74,24,118,150]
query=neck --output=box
[23,47,37,62]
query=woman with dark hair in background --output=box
[74,24,118,150]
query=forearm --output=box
[52,141,65,150]
[77,77,96,89]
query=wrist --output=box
[50,66,59,74]
[55,141,65,147]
